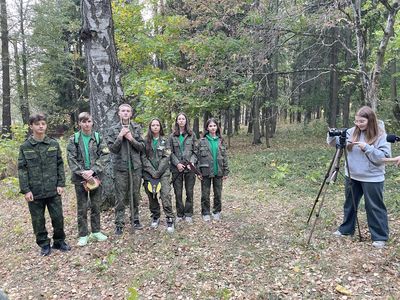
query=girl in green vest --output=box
[142,118,175,233]
[168,113,197,224]
[197,118,230,221]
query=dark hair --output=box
[145,118,165,156]
[173,112,193,136]
[348,106,382,151]
[29,113,47,125]
[204,118,223,141]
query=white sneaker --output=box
[185,216,193,223]
[175,217,184,223]
[166,220,175,233]
[212,212,221,221]
[333,230,343,237]
[150,218,160,229]
[372,241,385,249]
[77,236,89,247]
[202,215,211,222]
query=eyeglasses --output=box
[354,119,367,125]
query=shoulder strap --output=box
[74,132,80,144]
[94,132,100,145]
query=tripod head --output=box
[328,128,348,149]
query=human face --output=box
[118,105,133,123]
[30,120,47,137]
[207,121,218,136]
[177,114,187,129]
[79,118,93,134]
[354,116,368,131]
[151,120,161,136]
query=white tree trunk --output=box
[81,0,125,207]
[81,0,124,132]
[352,0,400,111]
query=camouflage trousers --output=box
[114,170,142,227]
[28,195,66,247]
[200,176,223,216]
[143,175,174,220]
[172,172,196,217]
[75,184,101,237]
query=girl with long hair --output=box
[142,118,175,233]
[327,106,391,248]
[168,113,197,223]
[197,118,229,221]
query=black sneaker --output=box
[115,226,123,235]
[52,241,71,252]
[40,245,51,256]
[133,221,143,230]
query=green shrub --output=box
[0,124,29,179]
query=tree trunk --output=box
[81,0,124,132]
[234,105,240,134]
[1,0,11,136]
[227,107,232,148]
[352,0,400,111]
[193,115,200,137]
[252,96,262,144]
[328,27,339,128]
[81,0,125,207]
[12,40,30,125]
[19,0,30,124]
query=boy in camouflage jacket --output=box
[18,113,71,256]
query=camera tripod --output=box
[306,135,362,245]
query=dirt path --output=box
[1,144,400,299]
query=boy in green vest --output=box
[67,112,109,246]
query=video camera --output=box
[328,128,348,137]
[387,134,400,143]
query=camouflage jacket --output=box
[106,122,145,172]
[168,132,197,173]
[141,137,171,181]
[197,137,230,178]
[66,131,110,184]
[18,136,65,199]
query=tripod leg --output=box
[307,147,341,224]
[307,182,330,245]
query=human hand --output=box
[125,131,134,142]
[223,176,228,180]
[352,141,367,151]
[24,192,34,202]
[177,163,186,172]
[118,127,130,140]
[81,170,94,180]
[57,187,64,195]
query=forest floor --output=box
[1,122,400,299]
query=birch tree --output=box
[81,0,124,132]
[351,0,400,111]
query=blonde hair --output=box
[118,103,132,111]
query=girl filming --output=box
[141,118,175,233]
[198,118,229,221]
[327,106,391,248]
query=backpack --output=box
[74,131,100,146]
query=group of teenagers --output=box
[18,103,229,256]
[18,103,396,256]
